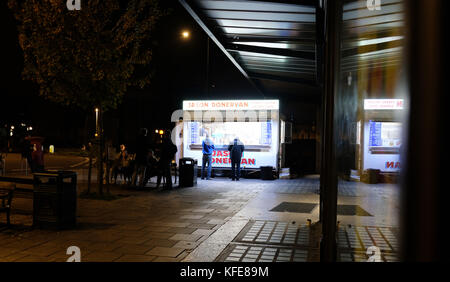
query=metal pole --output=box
[206,36,210,96]
[95,107,99,136]
[319,0,341,262]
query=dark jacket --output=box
[228,139,245,162]
[21,138,32,159]
[159,138,178,164]
[135,134,149,164]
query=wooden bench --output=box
[0,183,15,226]
[0,176,34,194]
[0,176,34,227]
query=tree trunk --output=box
[84,114,89,148]
[97,107,104,195]
[87,154,92,193]
[85,113,92,194]
[98,141,103,195]
[106,154,110,194]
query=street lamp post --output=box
[95,107,99,137]
[94,106,104,195]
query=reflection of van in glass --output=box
[363,119,403,172]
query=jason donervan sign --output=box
[182,100,279,111]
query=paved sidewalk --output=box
[0,175,399,262]
[1,177,262,262]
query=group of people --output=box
[108,128,177,190]
[201,134,245,181]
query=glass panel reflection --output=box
[335,0,407,262]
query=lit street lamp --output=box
[181,30,190,39]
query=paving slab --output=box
[114,254,156,262]
[169,234,203,242]
[146,247,185,258]
[113,244,153,255]
[142,238,178,248]
[83,251,123,262]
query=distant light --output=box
[159,130,164,135]
[357,36,404,47]
[49,145,55,154]
[27,126,33,131]
[95,108,99,112]
[10,132,13,136]
[155,129,159,134]
[95,133,98,137]
[21,123,26,127]
[10,126,14,130]
[181,30,190,39]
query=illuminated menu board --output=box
[261,121,272,145]
[189,122,199,144]
[369,121,382,147]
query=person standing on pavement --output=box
[132,128,149,187]
[228,137,245,181]
[201,133,215,180]
[156,132,178,190]
[112,144,129,184]
[20,136,33,172]
[30,141,45,173]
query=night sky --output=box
[1,0,260,148]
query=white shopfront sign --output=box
[183,100,279,111]
[364,99,404,110]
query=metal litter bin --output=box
[261,166,274,180]
[179,158,198,187]
[33,170,77,229]
[366,169,380,184]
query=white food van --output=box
[173,100,287,172]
